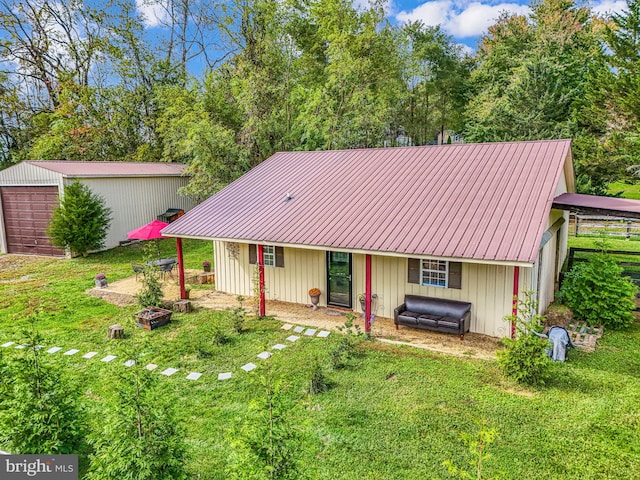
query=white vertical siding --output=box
[0,163,62,185]
[214,241,532,338]
[73,176,193,250]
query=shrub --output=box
[497,292,550,386]
[231,295,246,333]
[136,269,163,308]
[48,181,111,256]
[560,253,637,329]
[0,317,86,454]
[307,361,329,395]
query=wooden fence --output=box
[566,247,640,306]
[573,214,640,239]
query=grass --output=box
[609,181,640,200]
[1,241,640,479]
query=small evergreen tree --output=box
[0,315,86,454]
[48,181,111,256]
[87,353,188,480]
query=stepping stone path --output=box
[241,363,257,372]
[0,321,333,384]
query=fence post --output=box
[568,248,575,271]
[575,215,580,236]
[627,220,632,240]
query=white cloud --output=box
[591,0,627,17]
[136,0,170,28]
[395,0,530,38]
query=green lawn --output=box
[1,242,640,479]
[609,181,640,199]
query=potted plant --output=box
[184,284,192,300]
[94,273,107,288]
[308,288,321,310]
[202,261,211,273]
[134,269,172,330]
[358,293,366,312]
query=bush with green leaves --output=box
[136,268,163,308]
[560,253,637,329]
[231,295,246,333]
[307,361,329,395]
[87,353,188,480]
[48,181,111,256]
[0,317,86,454]
[443,419,500,480]
[497,292,551,386]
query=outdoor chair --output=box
[159,259,176,280]
[131,262,146,281]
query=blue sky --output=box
[134,0,630,56]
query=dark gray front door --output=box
[326,251,352,308]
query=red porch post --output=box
[176,238,186,300]
[257,244,266,317]
[511,266,519,338]
[365,254,372,333]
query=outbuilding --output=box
[164,140,577,338]
[0,161,193,256]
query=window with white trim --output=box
[421,259,448,287]
[263,245,276,267]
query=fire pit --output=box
[134,307,172,330]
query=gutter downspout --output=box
[512,266,519,338]
[257,244,266,317]
[365,254,372,333]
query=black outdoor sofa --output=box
[394,294,472,339]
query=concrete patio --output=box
[89,274,501,360]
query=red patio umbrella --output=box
[127,219,169,258]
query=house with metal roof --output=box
[163,140,575,338]
[0,161,193,256]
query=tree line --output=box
[2,0,640,197]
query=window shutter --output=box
[275,247,285,267]
[408,258,420,284]
[448,262,462,289]
[249,244,257,264]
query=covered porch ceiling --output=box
[552,193,640,219]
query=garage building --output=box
[0,161,193,256]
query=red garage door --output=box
[1,186,64,256]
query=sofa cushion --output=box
[418,314,439,327]
[398,311,420,325]
[438,317,461,329]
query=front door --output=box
[326,251,352,308]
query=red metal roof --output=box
[27,161,185,177]
[163,140,572,263]
[553,193,640,218]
